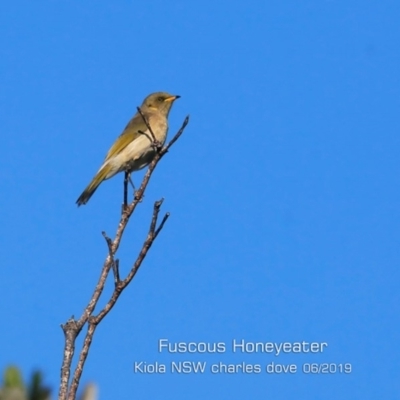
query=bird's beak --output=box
[164,95,180,102]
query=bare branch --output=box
[155,212,170,238]
[58,116,189,400]
[112,259,120,285]
[163,115,190,153]
[101,231,120,283]
[101,231,113,255]
[59,318,80,400]
[149,198,164,233]
[67,322,96,400]
[91,198,166,325]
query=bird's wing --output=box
[104,113,149,162]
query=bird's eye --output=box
[157,96,164,102]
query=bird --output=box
[76,91,180,206]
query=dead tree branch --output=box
[58,115,189,400]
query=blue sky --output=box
[1,1,399,399]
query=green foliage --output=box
[28,372,51,400]
[0,366,96,400]
[0,367,50,400]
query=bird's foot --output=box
[134,190,144,202]
[121,203,129,215]
[151,140,163,151]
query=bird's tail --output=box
[76,164,112,206]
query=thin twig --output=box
[136,106,157,143]
[163,115,189,152]
[101,231,113,255]
[112,259,120,284]
[102,231,120,284]
[137,130,153,143]
[155,213,170,238]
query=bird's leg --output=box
[128,173,138,199]
[123,171,129,211]
[122,172,142,212]
[128,175,136,191]
[128,175,144,202]
[151,140,163,151]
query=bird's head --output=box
[142,92,180,116]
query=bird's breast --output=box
[147,114,168,142]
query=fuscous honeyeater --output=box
[76,92,180,206]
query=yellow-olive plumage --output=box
[76,92,180,206]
